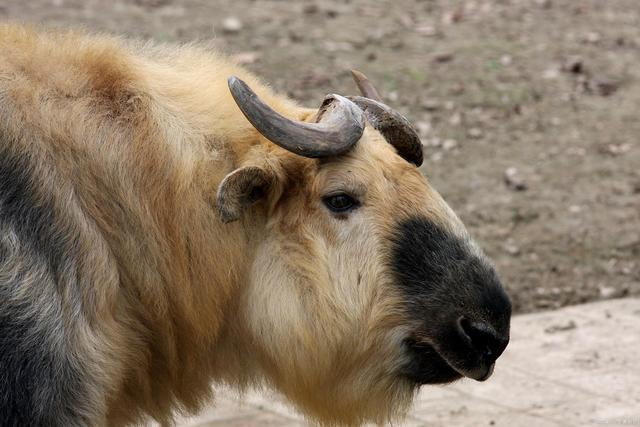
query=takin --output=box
[0,24,511,426]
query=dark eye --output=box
[322,193,360,213]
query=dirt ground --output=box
[3,0,638,313]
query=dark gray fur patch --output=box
[0,138,93,425]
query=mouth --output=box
[401,339,496,385]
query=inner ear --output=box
[216,166,273,223]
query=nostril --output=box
[457,317,507,362]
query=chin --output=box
[401,340,465,385]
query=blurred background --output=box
[3,0,638,425]
[4,0,637,313]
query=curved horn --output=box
[350,70,424,166]
[228,76,364,158]
[350,69,383,102]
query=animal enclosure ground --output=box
[3,0,638,313]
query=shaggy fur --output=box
[0,24,505,426]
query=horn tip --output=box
[350,69,366,78]
[228,75,242,89]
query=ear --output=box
[216,166,274,223]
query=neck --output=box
[96,111,260,424]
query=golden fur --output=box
[0,24,468,425]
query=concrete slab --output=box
[177,298,640,426]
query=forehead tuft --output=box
[318,127,415,175]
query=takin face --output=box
[216,72,511,425]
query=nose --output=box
[457,317,509,364]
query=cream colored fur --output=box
[0,24,466,426]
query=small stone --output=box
[398,14,413,28]
[303,4,319,14]
[427,138,442,148]
[562,56,584,74]
[325,9,339,18]
[599,286,617,299]
[420,99,441,111]
[544,320,577,334]
[415,121,432,137]
[468,127,483,139]
[542,68,560,80]
[584,31,601,44]
[442,6,464,25]
[449,83,465,95]
[500,55,513,66]
[366,52,377,61]
[433,52,454,63]
[590,79,619,96]
[390,39,405,50]
[550,117,562,126]
[222,17,243,34]
[323,41,354,52]
[449,112,462,126]
[416,25,438,37]
[288,30,303,43]
[504,167,528,191]
[568,205,582,214]
[442,139,458,151]
[600,143,631,156]
[502,239,520,256]
[231,52,260,65]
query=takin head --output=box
[215,71,511,425]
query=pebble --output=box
[415,121,432,137]
[544,320,577,334]
[303,4,319,14]
[433,52,454,63]
[324,41,353,52]
[503,240,521,256]
[468,127,483,139]
[325,9,339,18]
[420,99,441,111]
[583,31,602,44]
[442,139,458,151]
[504,167,528,191]
[600,143,631,156]
[542,68,560,80]
[562,56,584,74]
[590,79,619,97]
[222,17,243,34]
[425,138,442,148]
[416,25,438,37]
[231,52,260,65]
[599,286,617,299]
